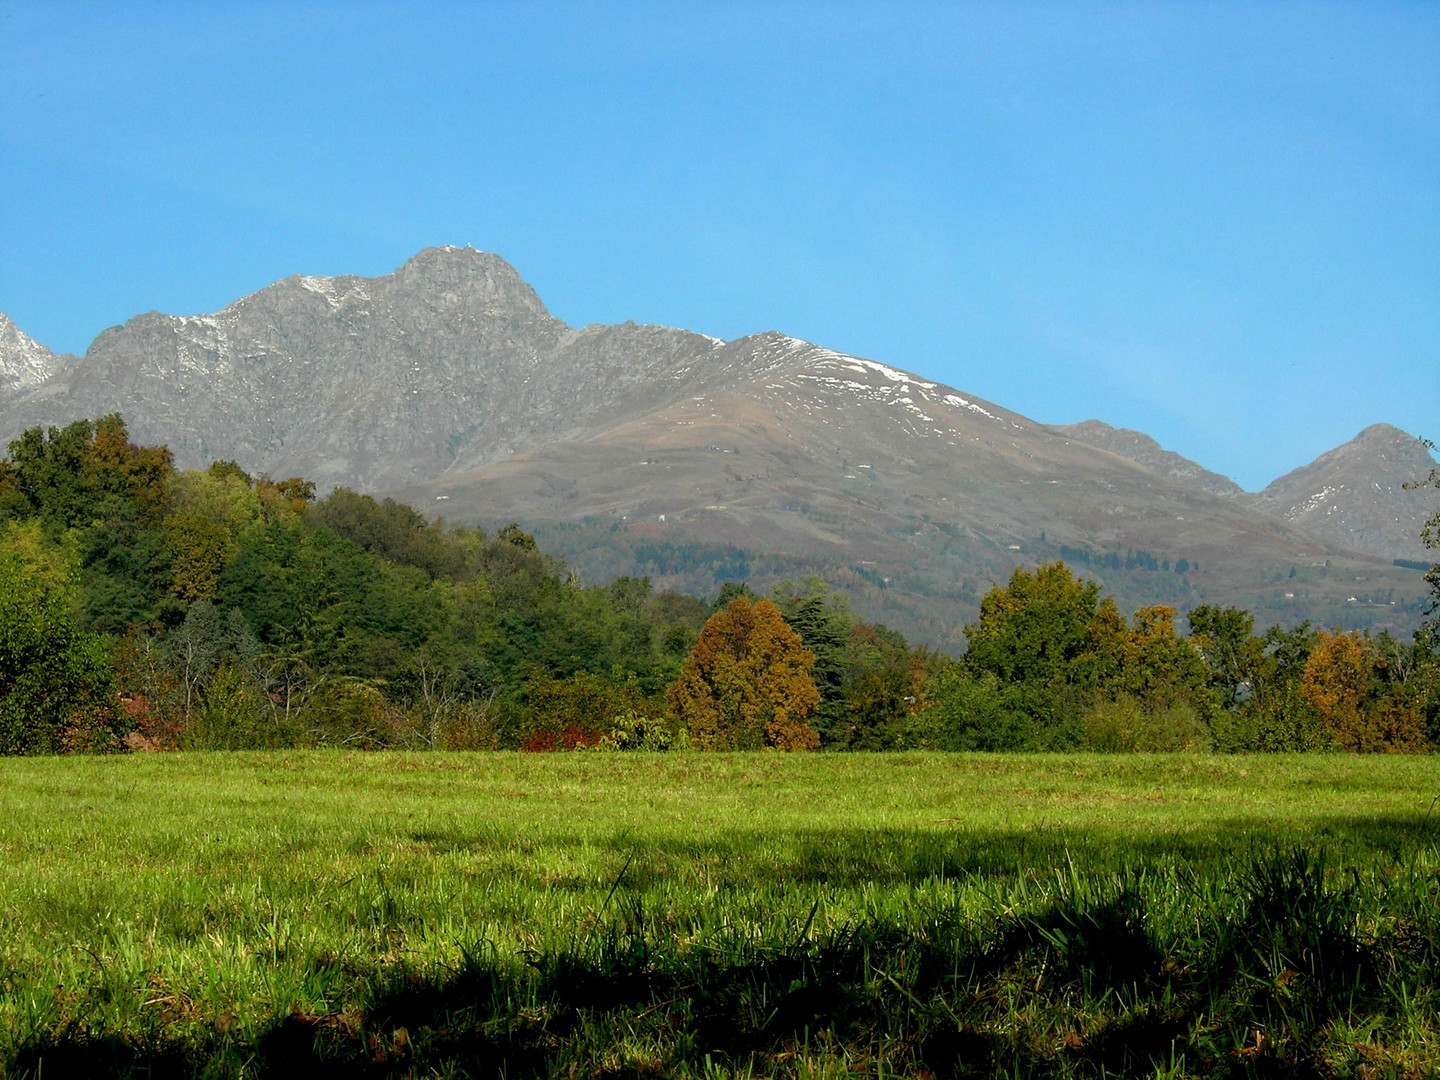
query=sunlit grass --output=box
[2,752,1438,1077]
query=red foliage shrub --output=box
[520,725,608,752]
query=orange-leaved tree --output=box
[667,596,820,750]
[1301,630,1427,753]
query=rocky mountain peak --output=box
[1349,423,1431,455]
[1262,424,1436,494]
[0,313,69,398]
[1249,423,1437,561]
[389,245,551,317]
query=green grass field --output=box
[2,753,1439,1078]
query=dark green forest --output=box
[3,416,1438,755]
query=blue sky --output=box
[1,1,1436,491]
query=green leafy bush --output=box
[1080,693,1212,752]
[923,667,1035,750]
[0,556,126,753]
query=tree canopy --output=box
[667,596,820,750]
[1,417,1436,756]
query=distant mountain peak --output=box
[1049,419,1243,497]
[1350,422,1424,449]
[1263,424,1436,493]
[1250,424,1438,561]
[0,313,68,398]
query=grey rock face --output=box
[0,248,744,490]
[0,314,72,401]
[1244,424,1438,561]
[1051,420,1244,498]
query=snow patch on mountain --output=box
[771,339,1012,431]
[298,275,370,307]
[1287,485,1341,519]
[0,313,64,394]
[941,393,999,421]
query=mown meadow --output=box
[2,752,1438,1078]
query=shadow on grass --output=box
[8,828,1439,1079]
[492,812,1440,892]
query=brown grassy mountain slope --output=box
[389,335,1425,648]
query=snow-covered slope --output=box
[0,314,69,400]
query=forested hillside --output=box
[2,417,1437,755]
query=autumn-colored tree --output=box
[83,414,174,522]
[1117,605,1208,711]
[256,475,316,520]
[667,596,820,750]
[1301,631,1427,753]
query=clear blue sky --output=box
[2,1,1436,490]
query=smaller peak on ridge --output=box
[1052,419,1244,498]
[399,243,510,270]
[1349,423,1429,450]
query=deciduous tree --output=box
[1301,631,1426,753]
[1117,605,1208,712]
[667,596,820,750]
[0,555,124,753]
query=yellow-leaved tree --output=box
[1300,630,1427,753]
[667,596,820,750]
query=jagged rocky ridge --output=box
[0,313,71,400]
[2,248,746,491]
[0,247,1432,644]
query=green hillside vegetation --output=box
[2,416,1438,756]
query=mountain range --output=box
[2,247,1434,648]
[1053,419,1436,563]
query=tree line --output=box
[2,416,1437,754]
